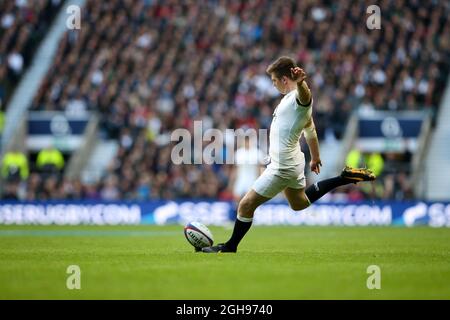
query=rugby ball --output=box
[184,222,214,249]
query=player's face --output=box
[271,75,287,94]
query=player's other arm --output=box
[291,67,312,106]
[304,116,322,174]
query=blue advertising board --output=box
[26,112,90,151]
[358,118,423,138]
[0,200,449,227]
[354,111,431,152]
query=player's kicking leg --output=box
[202,189,270,253]
[285,166,376,209]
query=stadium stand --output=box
[2,0,450,201]
[0,0,63,108]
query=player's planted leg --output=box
[202,190,270,253]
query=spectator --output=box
[1,147,28,181]
[36,145,65,175]
[100,175,120,201]
[367,152,384,178]
[346,149,384,177]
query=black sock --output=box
[225,216,253,250]
[305,176,353,204]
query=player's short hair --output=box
[266,56,297,80]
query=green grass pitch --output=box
[0,225,449,299]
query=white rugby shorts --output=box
[252,162,306,199]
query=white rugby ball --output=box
[184,222,214,249]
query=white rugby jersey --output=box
[268,89,313,171]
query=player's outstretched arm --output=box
[291,67,312,105]
[304,117,322,174]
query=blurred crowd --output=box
[0,0,63,109]
[2,0,450,201]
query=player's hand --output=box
[291,67,307,84]
[310,159,322,175]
